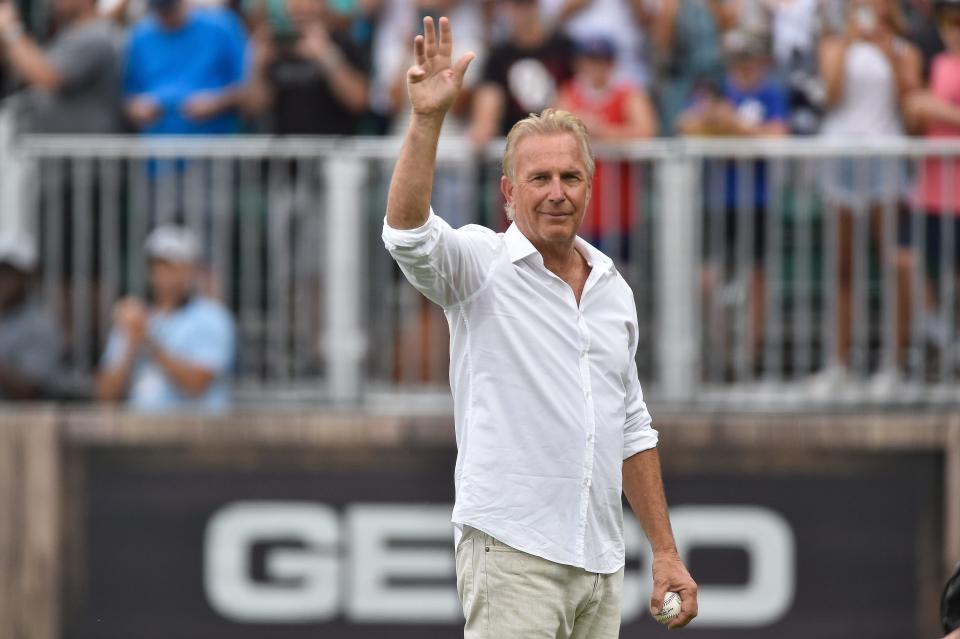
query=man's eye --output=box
[531,175,548,182]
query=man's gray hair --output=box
[502,108,595,221]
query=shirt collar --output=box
[504,222,615,276]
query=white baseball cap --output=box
[144,225,200,263]
[0,231,38,272]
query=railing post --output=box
[0,104,19,233]
[324,158,368,403]
[655,149,700,403]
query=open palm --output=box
[407,16,474,118]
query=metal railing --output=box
[2,118,959,408]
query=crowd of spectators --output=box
[1,0,960,405]
[0,0,949,140]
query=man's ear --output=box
[500,174,514,209]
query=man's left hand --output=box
[651,550,698,629]
[182,91,224,121]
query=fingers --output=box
[438,16,452,57]
[453,51,475,80]
[649,586,666,616]
[422,15,437,59]
[668,586,699,630]
[413,34,425,67]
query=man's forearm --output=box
[386,114,444,230]
[95,345,138,402]
[623,447,678,554]
[147,340,215,397]
[2,31,62,90]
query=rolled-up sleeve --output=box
[622,296,658,459]
[623,368,658,459]
[383,209,499,308]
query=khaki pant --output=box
[455,527,623,639]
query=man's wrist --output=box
[652,544,680,557]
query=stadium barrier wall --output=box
[2,128,960,408]
[0,407,957,638]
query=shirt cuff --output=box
[382,208,439,253]
[623,418,658,460]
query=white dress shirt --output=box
[383,211,658,574]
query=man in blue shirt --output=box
[123,0,247,135]
[676,28,788,373]
[96,226,236,413]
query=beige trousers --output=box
[455,527,624,639]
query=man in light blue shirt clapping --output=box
[96,226,235,413]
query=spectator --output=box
[648,0,736,135]
[96,226,236,413]
[0,233,63,401]
[901,0,960,363]
[540,0,654,88]
[0,0,122,133]
[762,0,825,134]
[816,0,921,385]
[944,561,960,639]
[905,0,946,81]
[244,0,370,134]
[372,0,486,136]
[677,27,787,371]
[555,35,656,258]
[468,0,575,149]
[123,0,248,135]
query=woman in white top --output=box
[816,0,921,380]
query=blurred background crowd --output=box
[1,0,960,411]
[0,0,953,142]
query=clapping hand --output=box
[114,297,148,348]
[406,16,474,120]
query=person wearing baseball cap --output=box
[96,225,235,413]
[0,232,64,400]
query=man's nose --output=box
[548,177,566,201]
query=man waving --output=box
[383,15,697,638]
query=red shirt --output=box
[915,53,960,215]
[558,80,640,238]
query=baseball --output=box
[654,591,682,626]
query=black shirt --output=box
[266,30,370,135]
[480,33,574,136]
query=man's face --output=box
[501,132,590,250]
[938,8,960,52]
[575,55,615,89]
[505,0,538,31]
[728,55,767,91]
[149,259,193,302]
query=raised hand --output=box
[407,16,474,120]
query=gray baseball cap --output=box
[144,225,200,263]
[0,231,38,272]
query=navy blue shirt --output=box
[720,77,787,210]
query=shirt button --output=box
[587,433,594,443]
[584,390,591,398]
[580,350,588,359]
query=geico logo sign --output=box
[205,503,794,627]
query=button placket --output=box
[575,304,596,562]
